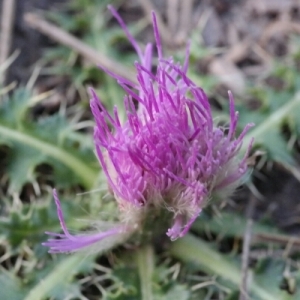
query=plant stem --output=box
[170,234,279,300]
[136,244,154,300]
[0,125,98,189]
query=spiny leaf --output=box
[110,265,141,299]
[23,254,95,300]
[0,195,95,248]
[0,87,98,191]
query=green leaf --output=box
[0,87,98,191]
[254,258,300,300]
[109,265,141,300]
[0,195,97,248]
[170,234,283,300]
[192,211,280,238]
[23,254,94,300]
[162,285,190,300]
[0,268,27,300]
[241,92,300,168]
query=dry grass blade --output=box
[176,0,194,44]
[254,232,300,249]
[0,0,16,84]
[239,195,257,300]
[167,0,179,35]
[138,0,173,45]
[24,13,137,84]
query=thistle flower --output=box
[43,6,253,253]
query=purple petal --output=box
[43,190,127,253]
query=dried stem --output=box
[254,232,300,248]
[138,0,172,45]
[167,0,179,35]
[175,0,194,44]
[0,0,16,84]
[239,195,257,300]
[180,0,194,33]
[24,13,137,84]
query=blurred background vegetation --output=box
[1,0,300,299]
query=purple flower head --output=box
[43,6,253,253]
